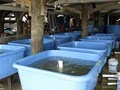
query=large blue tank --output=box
[0,45,25,79]
[57,41,109,73]
[44,35,72,49]
[8,39,54,56]
[13,50,102,90]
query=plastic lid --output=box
[108,58,118,64]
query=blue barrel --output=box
[0,45,25,79]
[45,35,72,49]
[8,39,54,56]
[57,41,109,73]
[107,25,120,38]
[13,50,102,90]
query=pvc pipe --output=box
[58,60,63,68]
[103,74,117,78]
[107,82,117,85]
[58,60,63,72]
[108,78,117,81]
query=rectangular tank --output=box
[79,40,112,57]
[8,38,54,56]
[0,45,25,79]
[58,32,80,41]
[92,34,117,45]
[44,35,72,49]
[81,36,115,49]
[13,50,102,90]
[57,41,109,73]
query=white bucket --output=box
[108,58,118,73]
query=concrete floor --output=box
[0,54,120,90]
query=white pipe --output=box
[108,78,117,81]
[57,60,63,72]
[103,74,117,78]
[107,82,117,85]
[58,60,63,68]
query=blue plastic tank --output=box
[81,36,115,49]
[57,41,109,73]
[13,50,102,90]
[44,35,72,49]
[79,40,112,57]
[0,45,25,79]
[58,32,80,41]
[91,35,116,48]
[8,39,54,56]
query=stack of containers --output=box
[13,50,102,90]
[57,41,110,73]
[0,45,25,79]
[8,38,54,57]
[44,35,72,49]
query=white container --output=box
[108,58,118,73]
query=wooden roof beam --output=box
[62,6,81,15]
[0,5,28,12]
[90,2,119,14]
[58,0,120,4]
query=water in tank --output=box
[29,56,96,76]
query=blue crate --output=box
[13,50,102,90]
[8,39,54,56]
[57,41,109,73]
[0,45,25,79]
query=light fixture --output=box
[118,2,120,4]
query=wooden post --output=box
[92,3,100,33]
[0,11,4,33]
[15,12,23,35]
[81,4,88,37]
[31,0,44,54]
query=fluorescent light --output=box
[118,2,120,4]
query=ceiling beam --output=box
[62,6,81,15]
[90,2,119,14]
[0,5,28,12]
[58,0,120,4]
[101,9,119,16]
